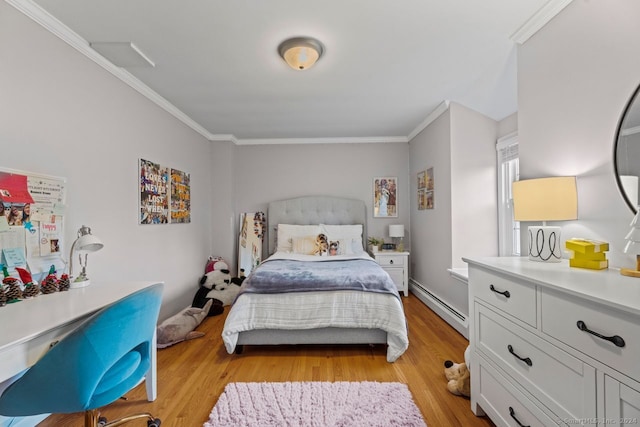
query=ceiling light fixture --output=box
[278,37,324,71]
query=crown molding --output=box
[406,101,450,141]
[510,0,573,44]
[233,136,408,146]
[8,0,213,141]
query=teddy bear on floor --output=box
[443,360,470,397]
[192,258,242,316]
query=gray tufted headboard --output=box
[268,196,367,254]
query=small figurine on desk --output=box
[16,267,40,298]
[2,265,22,303]
[40,265,59,294]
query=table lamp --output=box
[621,209,640,277]
[512,176,577,262]
[389,224,405,252]
[68,225,104,288]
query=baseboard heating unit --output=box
[410,280,468,339]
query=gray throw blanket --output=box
[238,258,399,298]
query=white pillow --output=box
[320,224,364,254]
[276,224,322,253]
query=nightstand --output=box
[372,251,409,296]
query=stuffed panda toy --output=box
[191,258,242,316]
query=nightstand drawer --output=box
[476,303,596,420]
[470,268,537,327]
[374,254,406,267]
[541,288,640,381]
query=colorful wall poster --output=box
[170,168,191,224]
[139,159,169,224]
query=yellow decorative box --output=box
[565,238,609,254]
[569,258,608,270]
[568,250,607,261]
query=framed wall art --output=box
[373,176,397,218]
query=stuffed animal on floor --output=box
[157,299,212,348]
[192,258,241,315]
[443,359,470,397]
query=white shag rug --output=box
[205,381,427,427]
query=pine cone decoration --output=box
[40,275,59,294]
[3,278,22,301]
[22,283,40,298]
[58,274,70,292]
[0,286,7,307]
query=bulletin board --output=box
[0,167,66,282]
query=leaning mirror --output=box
[237,212,265,277]
[615,84,640,213]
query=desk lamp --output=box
[389,224,405,252]
[512,177,577,262]
[68,225,104,288]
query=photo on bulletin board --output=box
[373,176,397,218]
[170,168,191,224]
[139,159,169,225]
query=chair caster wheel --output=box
[98,417,107,426]
[148,418,161,427]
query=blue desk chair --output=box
[0,283,164,427]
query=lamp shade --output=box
[74,234,104,253]
[278,37,323,70]
[512,176,577,263]
[389,224,405,238]
[512,176,578,221]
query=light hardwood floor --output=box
[40,293,494,426]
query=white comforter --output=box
[221,252,409,362]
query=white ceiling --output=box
[13,0,572,144]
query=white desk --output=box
[0,281,163,418]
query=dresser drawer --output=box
[374,254,406,267]
[476,303,596,420]
[470,268,537,327]
[476,360,567,427]
[541,288,640,381]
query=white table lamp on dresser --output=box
[512,176,578,262]
[464,256,640,427]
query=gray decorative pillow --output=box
[156,299,212,348]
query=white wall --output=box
[232,142,411,257]
[408,103,498,320]
[518,0,640,269]
[0,2,214,319]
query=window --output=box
[496,133,520,256]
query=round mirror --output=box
[614,84,640,213]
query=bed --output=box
[221,196,409,362]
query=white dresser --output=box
[372,251,409,296]
[464,256,640,427]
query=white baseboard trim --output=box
[410,279,468,339]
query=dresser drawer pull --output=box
[489,284,510,298]
[576,320,626,348]
[509,407,530,427]
[507,344,533,366]
[389,259,394,264]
